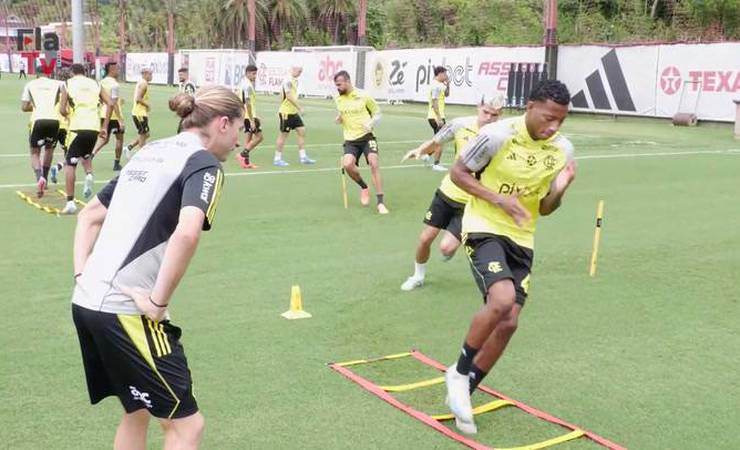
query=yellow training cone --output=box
[281,285,312,320]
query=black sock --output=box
[34,168,42,180]
[434,159,440,165]
[455,342,479,375]
[114,159,120,165]
[42,165,50,179]
[376,193,384,205]
[468,363,488,394]
[356,178,368,189]
[66,195,74,201]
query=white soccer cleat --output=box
[83,173,94,199]
[377,203,390,215]
[123,145,133,160]
[431,163,447,172]
[420,154,432,166]
[401,276,424,291]
[61,201,77,215]
[445,364,477,434]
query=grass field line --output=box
[0,148,737,190]
[0,139,425,158]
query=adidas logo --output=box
[506,152,518,161]
[571,49,636,112]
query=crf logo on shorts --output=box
[488,261,503,273]
[129,385,152,408]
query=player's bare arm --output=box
[402,140,440,162]
[73,197,109,275]
[539,160,576,216]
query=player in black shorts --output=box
[92,62,126,171]
[71,86,242,449]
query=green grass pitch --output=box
[1,77,738,449]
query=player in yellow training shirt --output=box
[20,67,63,197]
[274,66,315,166]
[92,62,126,171]
[124,67,152,159]
[399,94,504,291]
[443,80,576,435]
[59,63,113,214]
[426,66,450,171]
[235,64,263,169]
[333,70,388,214]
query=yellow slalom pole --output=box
[589,200,605,277]
[339,157,348,209]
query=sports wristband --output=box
[149,296,168,308]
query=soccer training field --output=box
[1,78,738,449]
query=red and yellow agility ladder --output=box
[329,350,625,450]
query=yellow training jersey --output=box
[460,115,574,249]
[66,75,101,131]
[21,77,62,123]
[432,116,480,204]
[427,80,447,120]
[99,76,122,121]
[278,77,299,115]
[237,78,257,118]
[131,79,149,117]
[335,88,380,141]
[56,102,69,130]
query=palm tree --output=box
[319,0,355,44]
[269,0,308,45]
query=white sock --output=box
[414,262,426,279]
[274,151,282,161]
[299,149,307,159]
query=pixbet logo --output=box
[318,55,343,82]
[415,57,473,93]
[660,66,682,95]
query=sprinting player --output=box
[333,71,388,215]
[400,94,504,291]
[426,66,450,172]
[71,86,240,450]
[124,68,152,158]
[235,64,262,169]
[443,80,576,435]
[92,62,125,171]
[20,67,63,197]
[274,66,315,166]
[178,67,197,95]
[59,63,113,214]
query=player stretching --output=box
[124,68,152,159]
[59,64,113,214]
[334,70,388,214]
[426,66,450,172]
[274,66,315,166]
[71,86,241,450]
[400,95,504,291]
[235,64,263,169]
[20,67,63,197]
[92,62,125,171]
[444,80,576,435]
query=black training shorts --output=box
[101,118,124,135]
[133,115,150,135]
[57,129,68,154]
[428,118,446,135]
[244,118,262,133]
[423,190,465,241]
[278,113,304,133]
[65,130,99,165]
[463,232,534,306]
[343,134,378,165]
[72,304,198,419]
[29,119,60,148]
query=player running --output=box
[426,66,450,172]
[400,94,504,291]
[20,67,63,197]
[124,68,152,159]
[334,70,388,214]
[235,64,263,169]
[92,62,125,171]
[274,66,315,166]
[443,80,576,435]
[59,63,113,214]
[71,85,241,450]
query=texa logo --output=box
[318,55,343,82]
[660,66,682,95]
